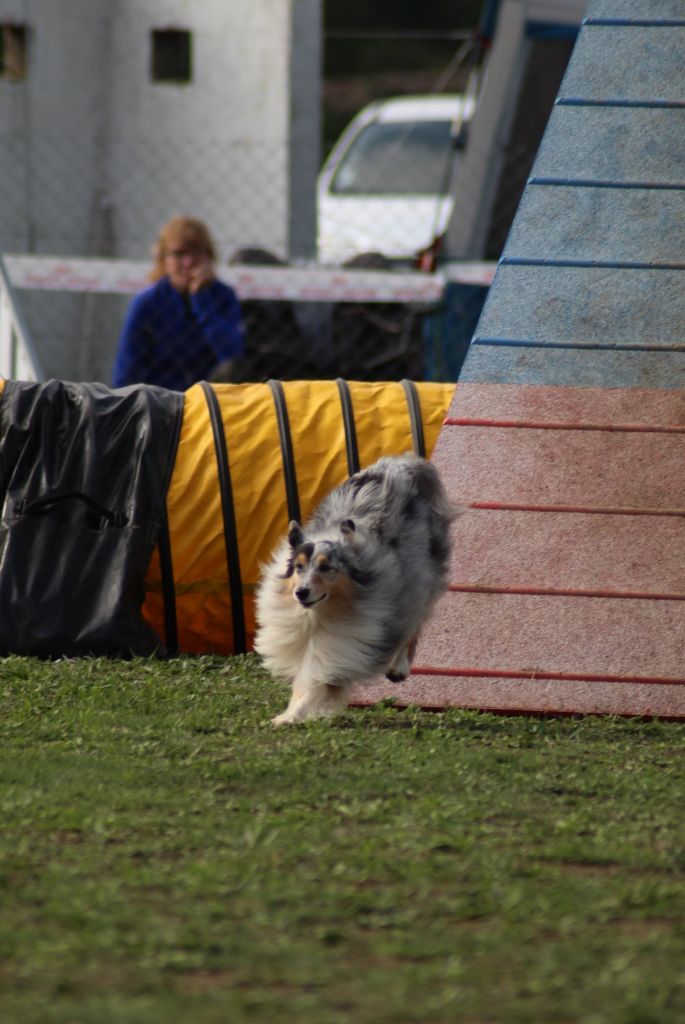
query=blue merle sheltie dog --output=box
[255,453,458,724]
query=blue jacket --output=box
[112,276,244,391]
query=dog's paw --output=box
[271,705,317,725]
[271,710,299,726]
[386,647,410,683]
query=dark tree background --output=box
[323,0,485,155]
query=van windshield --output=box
[330,120,455,196]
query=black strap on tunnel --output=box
[157,393,184,658]
[336,378,360,476]
[157,509,178,657]
[401,379,426,458]
[200,381,247,654]
[267,379,301,525]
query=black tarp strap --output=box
[401,379,426,458]
[268,379,301,525]
[157,509,178,656]
[157,392,184,658]
[336,378,360,476]
[200,381,247,654]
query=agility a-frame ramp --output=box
[356,0,685,719]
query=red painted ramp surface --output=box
[352,384,685,718]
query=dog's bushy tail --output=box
[410,455,463,524]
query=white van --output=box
[317,94,475,266]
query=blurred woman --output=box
[112,216,244,390]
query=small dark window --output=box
[0,24,28,81]
[151,29,192,83]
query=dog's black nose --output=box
[295,587,310,602]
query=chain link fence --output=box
[1,99,536,386]
[1,122,505,386]
[0,0,567,388]
[0,95,546,385]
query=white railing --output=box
[2,253,495,303]
[0,255,44,382]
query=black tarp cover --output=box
[0,380,183,657]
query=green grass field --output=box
[1,653,683,1023]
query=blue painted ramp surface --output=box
[464,1,685,389]
[354,0,685,718]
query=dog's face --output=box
[283,520,357,609]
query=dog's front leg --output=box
[272,677,349,725]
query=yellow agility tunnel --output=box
[143,379,454,656]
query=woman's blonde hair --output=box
[149,215,218,282]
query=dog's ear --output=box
[288,521,304,548]
[340,518,355,540]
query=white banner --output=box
[3,255,495,303]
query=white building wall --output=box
[0,0,112,255]
[0,0,321,378]
[108,0,321,262]
[0,0,320,261]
